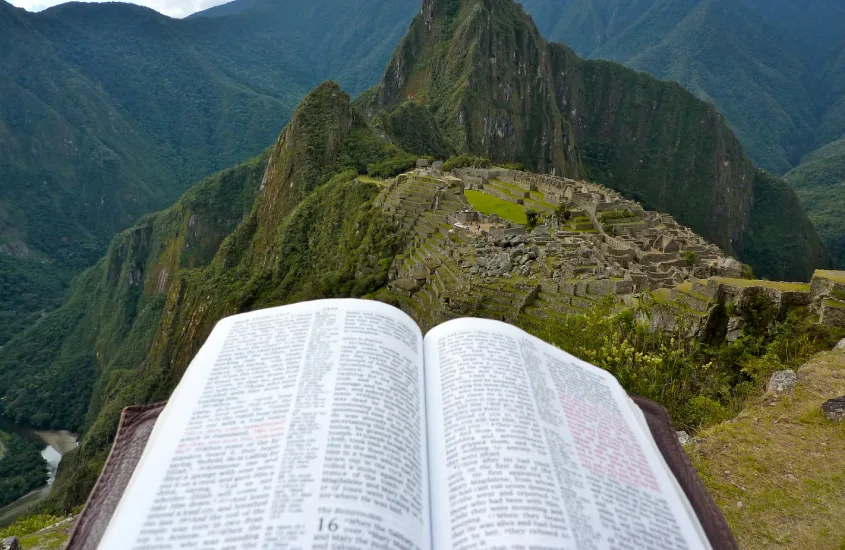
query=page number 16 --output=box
[318,518,338,532]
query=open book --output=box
[98,299,712,549]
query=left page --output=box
[98,299,430,550]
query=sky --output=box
[8,0,231,18]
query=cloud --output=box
[8,0,233,18]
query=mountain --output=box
[0,0,296,343]
[0,0,834,514]
[513,0,845,267]
[355,0,828,281]
[0,83,412,508]
[786,137,845,268]
[518,0,845,176]
[186,0,419,95]
[0,0,421,345]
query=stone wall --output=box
[820,300,845,327]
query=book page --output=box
[423,318,710,550]
[99,299,430,550]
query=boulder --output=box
[392,278,422,293]
[767,370,798,394]
[411,265,429,281]
[677,431,693,446]
[488,252,512,277]
[835,338,845,351]
[1,538,21,550]
[822,397,845,422]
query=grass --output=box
[711,277,811,292]
[464,190,527,224]
[356,175,386,186]
[0,514,75,549]
[824,299,845,310]
[651,288,672,303]
[690,349,845,549]
[815,270,845,284]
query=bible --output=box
[95,299,721,549]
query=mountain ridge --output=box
[357,0,828,281]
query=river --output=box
[0,417,78,527]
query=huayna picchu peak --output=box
[355,0,829,282]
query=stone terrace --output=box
[370,165,845,333]
[371,165,747,330]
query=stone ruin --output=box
[374,164,845,332]
[448,167,742,291]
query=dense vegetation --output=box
[357,0,829,281]
[0,432,46,508]
[519,0,845,176]
[530,301,843,430]
[0,0,422,345]
[786,137,845,268]
[0,84,411,511]
[514,0,845,267]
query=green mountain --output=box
[0,0,422,345]
[513,0,845,266]
[519,0,845,176]
[0,0,297,343]
[786,138,845,268]
[0,83,411,508]
[0,0,834,513]
[355,0,828,281]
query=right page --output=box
[423,318,710,550]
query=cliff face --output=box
[357,0,829,280]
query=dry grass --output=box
[711,277,811,292]
[815,271,845,284]
[690,349,845,549]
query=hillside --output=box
[786,138,845,269]
[514,0,845,267]
[520,0,845,176]
[0,0,296,344]
[690,347,845,548]
[0,0,423,346]
[355,0,828,281]
[0,76,836,519]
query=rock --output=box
[835,338,845,351]
[2,538,21,550]
[392,278,422,293]
[411,265,429,281]
[519,254,531,266]
[488,252,512,276]
[725,317,743,343]
[677,431,692,446]
[767,370,798,394]
[822,397,845,421]
[520,265,531,277]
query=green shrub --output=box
[525,209,541,231]
[524,302,839,430]
[366,153,418,178]
[0,513,65,539]
[682,251,698,266]
[442,153,491,172]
